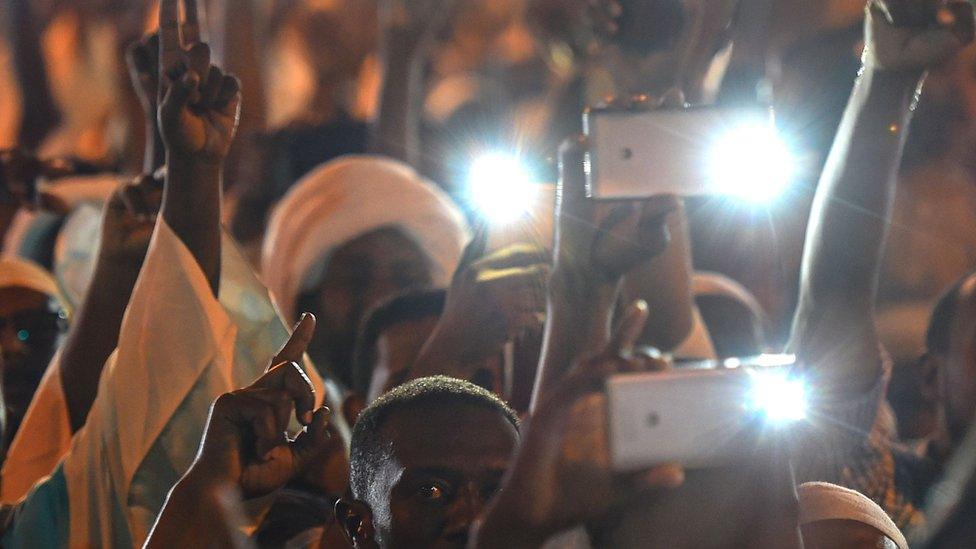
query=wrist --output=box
[549,266,619,303]
[856,65,925,104]
[92,254,144,283]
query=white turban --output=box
[0,256,67,313]
[262,155,469,322]
[798,482,909,549]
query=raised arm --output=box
[788,0,973,395]
[157,0,241,295]
[8,0,61,148]
[403,234,549,396]
[620,201,695,352]
[370,0,459,166]
[59,176,160,431]
[531,137,679,407]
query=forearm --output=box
[161,158,223,295]
[9,0,60,148]
[797,67,921,306]
[621,206,694,351]
[531,271,618,409]
[371,34,425,166]
[146,474,243,549]
[790,67,922,393]
[59,258,143,431]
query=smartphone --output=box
[583,105,775,199]
[606,365,798,472]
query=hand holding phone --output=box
[607,359,805,472]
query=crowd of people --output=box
[2,0,976,547]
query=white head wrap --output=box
[262,155,469,322]
[797,482,909,549]
[0,256,67,313]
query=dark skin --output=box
[0,288,62,445]
[157,0,243,297]
[304,227,433,387]
[367,315,441,402]
[921,275,976,457]
[801,519,898,549]
[372,0,462,166]
[531,135,679,407]
[59,175,161,432]
[336,403,519,549]
[403,233,548,399]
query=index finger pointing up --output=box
[159,0,182,69]
[181,0,202,45]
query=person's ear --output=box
[342,393,366,428]
[335,497,375,547]
[919,353,944,404]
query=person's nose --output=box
[442,484,488,544]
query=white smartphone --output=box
[606,365,799,472]
[583,105,775,199]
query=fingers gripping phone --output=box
[606,363,804,472]
[583,105,779,199]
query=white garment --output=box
[262,155,469,322]
[5,219,326,546]
[0,351,72,503]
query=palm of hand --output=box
[238,445,302,499]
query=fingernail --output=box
[633,299,648,313]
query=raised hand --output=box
[98,174,163,267]
[865,0,975,72]
[473,302,683,546]
[193,361,330,499]
[406,230,549,395]
[555,135,679,285]
[157,0,241,164]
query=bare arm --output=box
[158,0,242,295]
[60,177,160,431]
[788,1,972,396]
[8,0,61,148]
[370,0,459,166]
[531,137,679,407]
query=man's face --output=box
[367,403,519,548]
[0,287,63,439]
[941,277,976,445]
[366,316,441,402]
[307,227,433,385]
[800,519,897,549]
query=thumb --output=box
[160,69,200,123]
[606,300,649,357]
[291,407,333,469]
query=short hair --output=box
[349,376,519,500]
[351,289,447,396]
[926,274,974,356]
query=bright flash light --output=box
[467,153,536,223]
[709,122,796,204]
[748,369,807,422]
